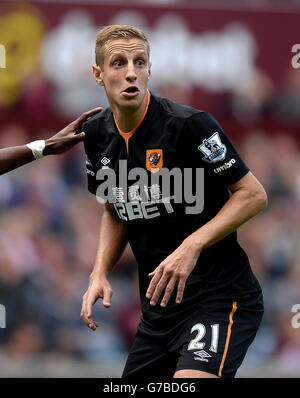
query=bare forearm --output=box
[0,145,34,175]
[91,207,128,279]
[0,107,102,176]
[186,173,268,254]
[188,190,266,254]
[0,139,64,175]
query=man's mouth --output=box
[123,86,139,95]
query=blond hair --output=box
[95,25,150,68]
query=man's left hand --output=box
[145,238,201,307]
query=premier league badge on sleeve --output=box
[198,132,227,163]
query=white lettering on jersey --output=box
[213,158,236,173]
[113,197,175,221]
[86,168,95,177]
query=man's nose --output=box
[126,62,137,82]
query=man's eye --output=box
[136,59,145,66]
[113,60,122,67]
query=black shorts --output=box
[122,293,264,378]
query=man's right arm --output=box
[81,202,128,331]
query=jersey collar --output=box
[113,90,151,155]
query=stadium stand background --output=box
[0,0,299,377]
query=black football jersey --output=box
[83,92,262,326]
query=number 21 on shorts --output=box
[188,323,219,353]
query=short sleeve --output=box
[82,120,98,195]
[184,112,249,185]
[85,155,98,195]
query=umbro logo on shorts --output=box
[193,350,211,362]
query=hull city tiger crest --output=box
[146,149,163,173]
[198,132,227,163]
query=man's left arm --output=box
[188,171,268,251]
[146,109,268,308]
[146,171,267,308]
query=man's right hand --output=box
[81,275,112,331]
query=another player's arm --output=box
[81,202,128,331]
[0,107,102,175]
[0,145,35,175]
[146,171,267,307]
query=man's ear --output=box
[148,61,152,79]
[92,64,104,86]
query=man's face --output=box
[94,38,151,111]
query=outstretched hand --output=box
[44,107,102,155]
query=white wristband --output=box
[26,140,46,160]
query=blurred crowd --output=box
[0,0,300,377]
[77,0,300,6]
[45,0,300,6]
[0,144,141,367]
[237,130,300,372]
